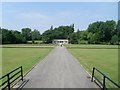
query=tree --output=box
[2,28,32,44]
[87,32,93,44]
[21,28,32,41]
[31,29,41,43]
[103,20,116,42]
[69,32,78,44]
[2,29,16,44]
[117,20,120,42]
[1,20,118,45]
[12,30,23,43]
[90,33,101,44]
[111,35,118,45]
[0,27,2,44]
[87,20,116,44]
[42,29,53,43]
[42,25,74,43]
[50,26,53,30]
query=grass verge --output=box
[2,47,53,75]
[66,44,118,85]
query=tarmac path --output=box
[23,46,98,88]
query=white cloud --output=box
[20,12,55,32]
[2,5,117,33]
[20,12,49,19]
[7,10,17,13]
[52,10,117,30]
[18,10,117,31]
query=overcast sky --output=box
[1,2,118,33]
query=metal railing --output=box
[91,67,120,90]
[0,66,23,90]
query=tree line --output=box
[72,20,120,45]
[1,28,42,44]
[1,20,120,45]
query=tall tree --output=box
[2,29,16,44]
[117,20,120,42]
[12,30,23,43]
[70,32,78,44]
[111,35,118,45]
[31,29,41,43]
[87,20,116,44]
[103,20,116,42]
[0,27,2,44]
[50,26,53,30]
[21,28,32,41]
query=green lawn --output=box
[65,44,118,49]
[2,44,56,46]
[2,47,53,75]
[66,44,118,86]
[1,44,119,88]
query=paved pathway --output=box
[23,46,98,88]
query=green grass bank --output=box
[2,46,53,75]
[66,44,118,84]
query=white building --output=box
[52,39,69,44]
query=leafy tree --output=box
[103,20,116,42]
[50,26,53,30]
[42,29,53,43]
[42,25,74,43]
[81,31,88,40]
[90,33,100,44]
[87,32,93,44]
[0,27,2,44]
[87,20,116,44]
[1,20,118,45]
[31,29,41,43]
[117,20,120,42]
[12,30,23,43]
[21,28,32,41]
[70,32,78,44]
[2,29,15,44]
[111,35,118,45]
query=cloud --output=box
[20,12,49,19]
[2,2,117,33]
[7,10,17,13]
[53,10,114,30]
[8,10,117,31]
[19,12,52,23]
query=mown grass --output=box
[65,44,118,49]
[2,44,55,46]
[2,47,53,75]
[66,44,118,86]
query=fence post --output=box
[103,76,106,90]
[7,74,10,90]
[21,66,23,81]
[91,67,95,82]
